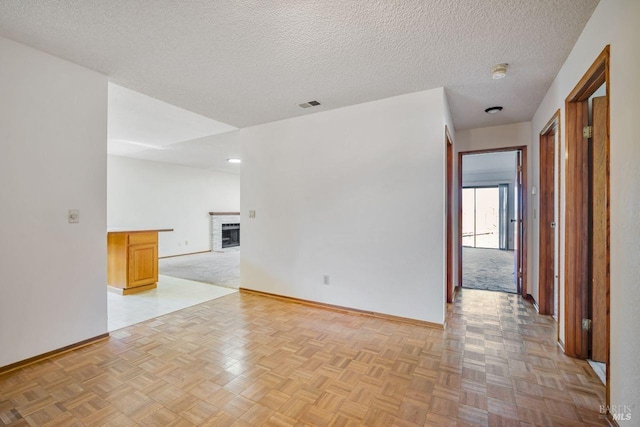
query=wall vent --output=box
[298,100,321,108]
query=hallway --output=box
[0,289,606,426]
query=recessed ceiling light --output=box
[492,63,508,79]
[484,106,503,114]
[227,158,241,164]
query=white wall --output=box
[454,122,532,285]
[0,36,108,367]
[530,0,640,418]
[107,156,240,257]
[241,89,449,324]
[443,91,457,290]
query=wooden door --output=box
[539,132,556,315]
[129,244,158,288]
[513,152,523,295]
[590,96,608,363]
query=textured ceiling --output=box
[0,0,598,132]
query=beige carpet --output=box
[462,247,516,293]
[159,250,240,289]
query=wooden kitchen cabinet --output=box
[107,229,172,295]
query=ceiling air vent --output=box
[298,100,321,108]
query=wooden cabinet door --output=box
[128,244,158,288]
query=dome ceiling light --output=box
[492,63,508,79]
[484,106,503,114]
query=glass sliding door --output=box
[499,184,509,250]
[462,186,500,249]
[462,188,476,247]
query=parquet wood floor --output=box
[0,289,609,426]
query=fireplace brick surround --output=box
[209,212,240,252]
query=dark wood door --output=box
[590,96,608,363]
[539,132,556,315]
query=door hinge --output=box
[582,318,592,331]
[583,126,593,139]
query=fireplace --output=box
[221,223,240,248]
[209,212,240,251]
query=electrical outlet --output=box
[68,209,79,223]
[323,275,330,285]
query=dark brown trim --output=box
[566,48,608,102]
[0,333,110,377]
[239,288,445,330]
[459,146,526,156]
[541,108,561,136]
[538,110,561,316]
[159,250,212,259]
[458,146,528,298]
[520,149,528,299]
[564,45,610,408]
[445,126,454,303]
[209,212,240,216]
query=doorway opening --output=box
[105,84,240,332]
[445,126,454,303]
[458,148,527,297]
[563,46,610,401]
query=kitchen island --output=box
[107,228,173,295]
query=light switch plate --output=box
[249,210,256,218]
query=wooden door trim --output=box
[457,153,463,289]
[445,126,454,303]
[538,110,560,316]
[563,45,610,406]
[458,146,528,298]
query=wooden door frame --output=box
[457,146,528,299]
[445,126,454,303]
[538,110,561,316]
[563,45,610,404]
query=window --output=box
[462,187,501,249]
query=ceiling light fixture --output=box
[491,63,508,79]
[484,106,503,114]
[227,158,241,164]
